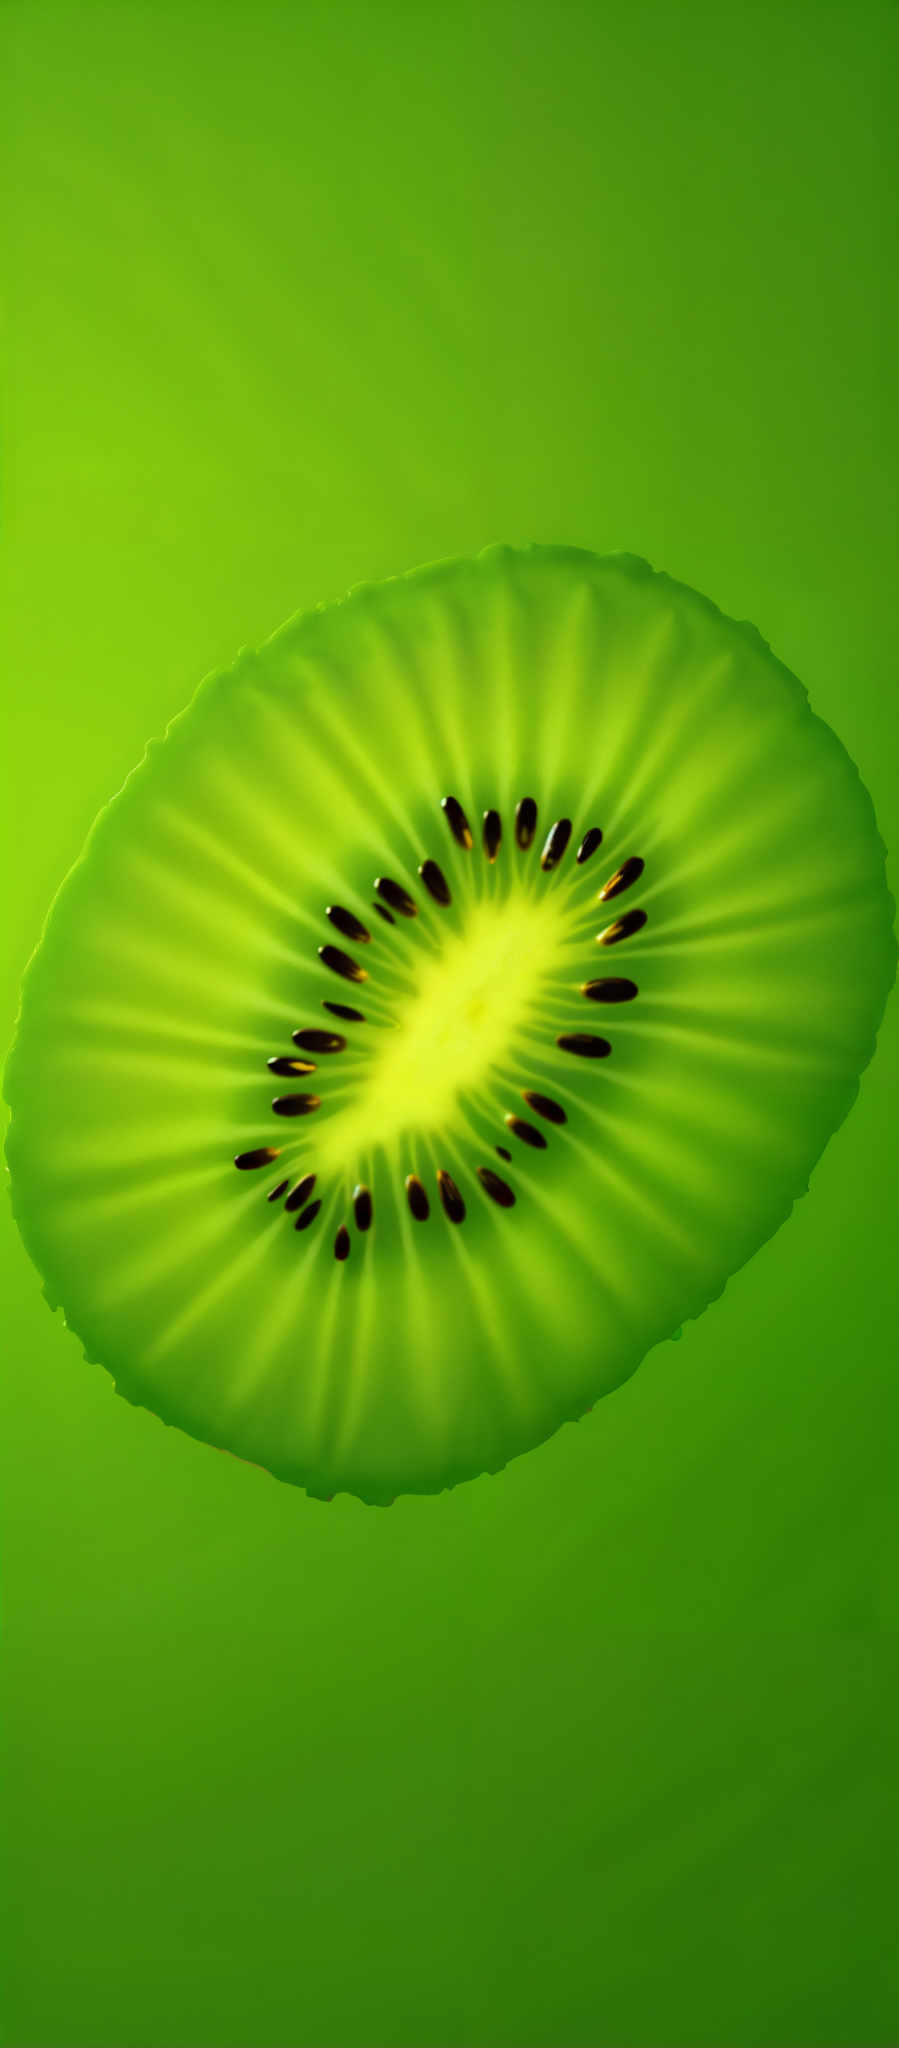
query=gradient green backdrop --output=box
[3,5,897,2045]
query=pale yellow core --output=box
[315,892,566,1168]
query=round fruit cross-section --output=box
[4,547,896,1502]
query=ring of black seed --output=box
[437,1169,465,1223]
[483,809,502,862]
[441,795,473,849]
[581,977,638,1002]
[406,1174,430,1220]
[557,1034,611,1058]
[522,1091,567,1125]
[515,796,537,848]
[327,904,371,943]
[419,858,452,906]
[477,1166,515,1208]
[237,798,645,1262]
[599,856,645,903]
[295,1199,322,1232]
[540,818,572,870]
[323,1001,365,1022]
[376,877,417,918]
[576,826,603,864]
[505,1115,547,1149]
[597,908,647,946]
[272,1093,321,1116]
[319,943,368,982]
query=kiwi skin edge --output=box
[3,544,896,1505]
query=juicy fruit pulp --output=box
[4,547,896,1504]
[316,893,568,1163]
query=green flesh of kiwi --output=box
[4,547,896,1505]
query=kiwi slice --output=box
[4,547,895,1505]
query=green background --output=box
[2,4,897,2044]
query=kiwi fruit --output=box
[4,546,895,1506]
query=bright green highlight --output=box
[332,894,565,1158]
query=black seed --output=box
[335,1225,351,1262]
[272,1093,321,1116]
[483,809,502,862]
[419,857,452,906]
[405,1174,430,1220]
[597,908,647,946]
[323,1001,365,1022]
[540,818,572,870]
[477,1166,516,1208]
[374,902,395,924]
[576,826,603,865]
[515,796,538,849]
[495,1145,512,1161]
[292,1029,347,1054]
[522,1091,567,1126]
[581,976,639,1003]
[505,1114,547,1150]
[437,1169,466,1223]
[353,1184,373,1231]
[234,1147,280,1170]
[599,856,645,903]
[295,1199,322,1233]
[267,1179,290,1201]
[285,1173,317,1212]
[327,904,371,944]
[441,794,473,849]
[557,1033,612,1058]
[268,1055,317,1076]
[376,876,417,918]
[319,943,368,982]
